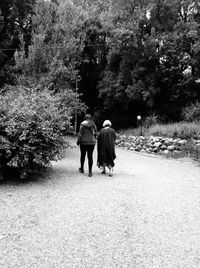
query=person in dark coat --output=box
[97,120,116,176]
[77,114,97,177]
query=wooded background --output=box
[1,0,200,128]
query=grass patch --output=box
[147,122,200,139]
[118,127,147,136]
[118,122,200,140]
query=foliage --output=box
[0,85,85,178]
[182,101,200,122]
[94,0,200,125]
[119,121,200,140]
[117,127,148,137]
[0,0,35,68]
[78,17,108,111]
[14,1,79,85]
[0,0,88,180]
[147,122,200,139]
[182,141,200,161]
[1,0,200,151]
[143,113,160,128]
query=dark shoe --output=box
[88,172,93,177]
[79,168,84,173]
[101,170,106,174]
[108,168,113,177]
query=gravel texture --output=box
[0,136,200,267]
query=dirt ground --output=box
[0,136,200,268]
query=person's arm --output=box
[77,124,84,145]
[113,129,117,141]
[93,123,98,138]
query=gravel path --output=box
[0,136,200,268]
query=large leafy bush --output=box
[0,85,79,178]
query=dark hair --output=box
[84,114,93,120]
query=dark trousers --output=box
[80,145,95,173]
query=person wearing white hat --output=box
[97,120,116,176]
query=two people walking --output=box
[77,114,116,177]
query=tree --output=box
[77,17,108,113]
[2,0,200,130]
[0,0,35,66]
[96,0,154,126]
[0,0,36,90]
[0,0,87,179]
[96,0,200,125]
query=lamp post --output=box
[137,115,142,136]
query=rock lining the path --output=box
[116,135,200,155]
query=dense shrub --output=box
[182,102,200,123]
[143,114,160,128]
[0,85,80,179]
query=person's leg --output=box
[87,145,95,176]
[80,145,86,172]
[108,165,113,177]
[102,162,106,174]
